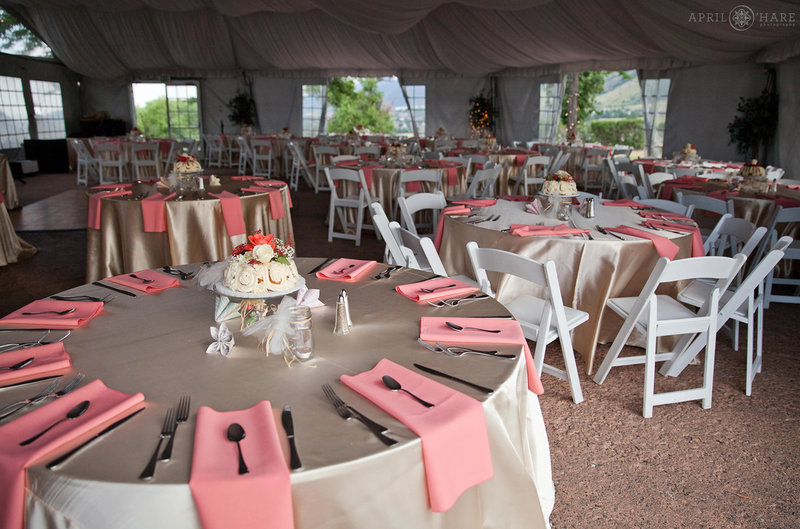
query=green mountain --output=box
[592,71,643,120]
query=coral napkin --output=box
[396,277,479,302]
[105,269,180,293]
[87,190,132,230]
[605,225,680,259]
[497,195,532,202]
[0,300,103,329]
[209,191,246,237]
[91,183,132,190]
[427,161,460,186]
[508,224,590,237]
[433,205,472,249]
[450,198,497,208]
[419,317,543,394]
[231,176,264,181]
[707,189,738,201]
[660,176,708,201]
[241,187,286,219]
[189,402,293,529]
[602,198,648,208]
[316,258,376,281]
[341,359,493,512]
[0,343,72,387]
[0,379,145,529]
[756,195,800,208]
[645,221,704,257]
[141,193,176,233]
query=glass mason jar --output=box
[556,198,572,221]
[287,305,313,360]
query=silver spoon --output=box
[445,321,501,333]
[20,400,91,446]
[21,308,76,316]
[0,357,34,370]
[334,264,355,274]
[381,375,434,408]
[227,423,249,475]
[419,284,456,293]
[129,274,155,283]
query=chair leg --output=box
[328,202,335,243]
[745,306,754,396]
[355,205,364,246]
[558,337,585,404]
[642,310,658,418]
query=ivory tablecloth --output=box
[86,181,293,282]
[3,260,552,529]
[0,154,20,210]
[438,199,693,373]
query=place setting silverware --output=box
[128,273,155,283]
[0,330,70,352]
[595,225,624,240]
[92,281,137,297]
[445,321,501,333]
[321,383,397,445]
[0,357,34,371]
[641,221,685,235]
[0,373,86,420]
[282,406,302,470]
[161,266,196,280]
[381,375,434,408]
[419,284,457,293]
[159,395,190,462]
[227,423,249,475]
[139,407,176,480]
[20,400,91,446]
[21,308,76,316]
[424,293,489,307]
[50,294,114,303]
[371,265,402,280]
[436,341,517,359]
[412,363,493,394]
[308,257,335,274]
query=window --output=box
[0,75,30,149]
[641,78,670,158]
[402,84,425,137]
[30,80,66,139]
[132,82,201,140]
[166,84,200,141]
[302,85,327,137]
[0,8,53,58]
[538,82,562,142]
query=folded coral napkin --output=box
[605,225,680,259]
[0,300,104,329]
[426,161,460,186]
[602,198,648,208]
[419,317,543,395]
[0,342,72,387]
[88,190,132,230]
[316,258,377,281]
[209,191,246,237]
[189,402,293,529]
[644,220,704,257]
[433,205,473,249]
[105,269,180,293]
[450,199,497,208]
[497,195,533,202]
[0,379,145,529]
[508,224,589,237]
[396,277,479,302]
[659,176,708,201]
[231,176,264,181]
[341,358,493,512]
[756,194,800,208]
[241,187,287,220]
[141,193,176,233]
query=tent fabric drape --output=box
[7,0,800,80]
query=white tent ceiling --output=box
[5,0,800,79]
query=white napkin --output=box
[206,322,234,356]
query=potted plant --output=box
[728,70,778,162]
[227,90,257,134]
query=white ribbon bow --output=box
[242,296,296,356]
[206,322,234,356]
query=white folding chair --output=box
[331,155,358,164]
[161,141,178,176]
[72,139,99,186]
[287,141,316,192]
[765,166,785,181]
[204,134,225,168]
[669,167,700,178]
[323,168,369,246]
[94,142,127,185]
[593,253,746,417]
[511,155,550,195]
[456,165,501,199]
[369,202,405,265]
[459,139,479,148]
[636,198,695,217]
[313,145,339,193]
[440,156,471,179]
[251,138,273,177]
[703,214,766,258]
[466,241,589,404]
[666,238,792,395]
[548,151,570,174]
[395,169,442,217]
[676,191,736,240]
[763,207,800,307]
[398,191,447,238]
[236,137,254,174]
[644,171,675,199]
[579,147,608,192]
[228,135,243,168]
[354,145,380,158]
[131,142,161,179]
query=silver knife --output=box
[308,257,335,275]
[92,281,137,297]
[281,406,302,470]
[413,363,493,394]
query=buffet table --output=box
[2,259,551,528]
[86,179,293,282]
[438,199,695,373]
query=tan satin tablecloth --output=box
[678,181,800,229]
[8,260,551,528]
[370,164,467,219]
[0,202,36,266]
[86,182,294,282]
[0,154,21,210]
[438,199,693,374]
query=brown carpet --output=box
[13,189,88,231]
[1,172,798,528]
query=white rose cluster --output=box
[222,242,299,294]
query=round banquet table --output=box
[437,199,695,374]
[6,259,552,529]
[86,180,294,283]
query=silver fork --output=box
[321,384,396,445]
[21,308,76,316]
[0,379,59,420]
[0,373,87,421]
[159,395,190,461]
[139,408,176,480]
[129,274,155,283]
[434,341,517,359]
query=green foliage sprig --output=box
[728,90,778,162]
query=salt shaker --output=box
[585,198,595,218]
[334,290,352,335]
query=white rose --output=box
[223,263,238,286]
[251,263,271,293]
[559,181,573,194]
[252,244,275,263]
[235,267,257,293]
[267,261,294,291]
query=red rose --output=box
[232,242,254,256]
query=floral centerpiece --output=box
[278,127,292,139]
[739,159,766,178]
[675,143,700,163]
[541,170,578,196]
[174,154,203,174]
[223,232,299,294]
